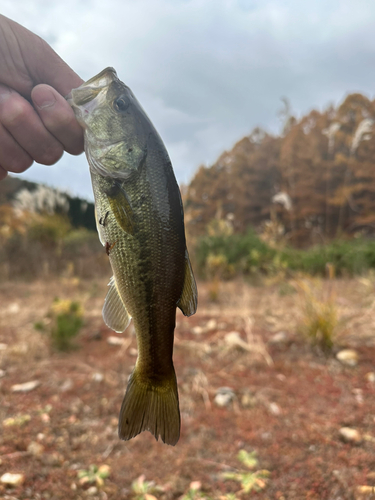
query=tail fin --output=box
[118,367,180,446]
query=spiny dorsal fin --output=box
[102,276,131,333]
[177,250,198,317]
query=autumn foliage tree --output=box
[185,93,375,246]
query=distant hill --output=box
[0,175,96,231]
[184,93,375,246]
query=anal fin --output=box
[102,276,131,333]
[177,250,198,317]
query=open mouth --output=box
[66,67,118,112]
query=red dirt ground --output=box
[0,278,374,499]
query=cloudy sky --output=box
[2,0,375,200]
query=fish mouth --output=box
[66,67,119,125]
[66,67,118,108]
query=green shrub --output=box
[195,225,375,278]
[196,229,276,277]
[49,299,83,351]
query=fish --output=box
[67,67,197,445]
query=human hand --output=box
[0,15,84,180]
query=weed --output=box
[33,321,45,331]
[131,474,161,500]
[3,414,31,427]
[278,281,296,296]
[48,299,83,351]
[181,481,207,500]
[297,279,339,351]
[77,464,110,487]
[222,450,269,495]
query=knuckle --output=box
[66,139,84,156]
[37,143,64,165]
[9,155,33,173]
[57,112,74,130]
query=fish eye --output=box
[114,96,129,112]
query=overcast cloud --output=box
[2,0,375,200]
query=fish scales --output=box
[68,67,197,445]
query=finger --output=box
[0,122,33,173]
[32,84,84,155]
[0,84,64,166]
[0,166,8,180]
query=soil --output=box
[0,277,374,499]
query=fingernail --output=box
[33,88,56,109]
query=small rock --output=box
[363,433,375,443]
[88,330,102,341]
[269,331,288,344]
[268,402,282,416]
[189,481,202,491]
[37,433,45,441]
[8,303,20,314]
[205,319,217,331]
[356,485,375,499]
[261,431,272,441]
[336,349,359,366]
[86,486,98,495]
[0,472,25,486]
[276,373,286,381]
[11,380,40,393]
[107,336,125,346]
[0,343,7,351]
[241,392,257,408]
[192,326,204,335]
[27,441,44,456]
[0,369,6,378]
[41,452,64,466]
[339,427,362,444]
[353,388,364,405]
[214,387,235,407]
[60,379,73,392]
[92,373,104,383]
[365,372,375,383]
[217,322,227,329]
[224,331,247,349]
[129,348,138,356]
[41,413,50,423]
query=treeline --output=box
[0,178,108,280]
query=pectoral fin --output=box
[177,250,198,317]
[107,182,135,235]
[102,276,131,333]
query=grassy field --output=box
[0,276,375,499]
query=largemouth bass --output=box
[67,68,197,445]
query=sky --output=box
[2,0,375,201]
